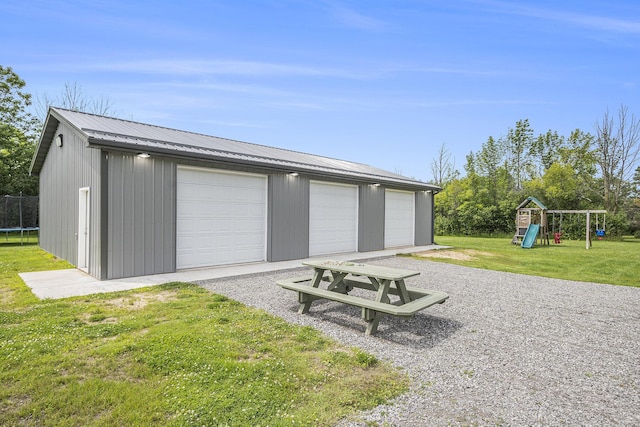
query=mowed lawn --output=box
[3,234,637,425]
[420,235,640,288]
[0,240,407,427]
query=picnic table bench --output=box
[277,259,449,335]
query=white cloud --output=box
[69,57,495,83]
[86,59,352,78]
[413,99,556,108]
[323,0,388,31]
[471,0,640,34]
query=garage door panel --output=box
[385,190,414,248]
[309,182,358,256]
[177,167,266,269]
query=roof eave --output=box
[29,110,59,176]
[29,107,91,175]
[87,137,439,191]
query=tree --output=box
[35,81,116,123]
[561,129,596,176]
[629,167,640,236]
[593,105,640,214]
[433,177,466,234]
[531,130,564,176]
[633,166,640,199]
[0,66,39,195]
[542,163,579,209]
[476,136,503,177]
[559,129,598,206]
[475,136,505,205]
[430,143,457,187]
[503,119,534,191]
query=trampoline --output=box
[1,194,39,244]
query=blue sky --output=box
[2,0,639,182]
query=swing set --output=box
[513,197,607,249]
[549,209,607,249]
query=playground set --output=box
[0,193,39,244]
[512,196,607,249]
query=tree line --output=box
[431,110,640,238]
[1,65,115,196]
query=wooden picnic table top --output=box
[302,259,420,281]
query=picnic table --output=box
[277,259,449,335]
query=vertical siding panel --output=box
[99,153,109,279]
[153,162,164,272]
[358,184,385,251]
[122,156,134,276]
[107,153,175,279]
[89,144,102,277]
[108,153,122,278]
[415,191,435,245]
[133,157,145,276]
[143,159,154,273]
[267,174,309,261]
[163,162,176,271]
[38,122,102,278]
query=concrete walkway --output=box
[19,245,447,299]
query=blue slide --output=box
[521,224,540,249]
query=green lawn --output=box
[0,241,407,426]
[418,235,640,287]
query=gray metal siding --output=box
[35,109,440,281]
[38,122,103,277]
[106,152,175,279]
[267,174,310,261]
[415,191,435,245]
[358,185,385,252]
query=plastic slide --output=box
[521,223,540,249]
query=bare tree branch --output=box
[594,104,640,214]
[430,143,456,187]
[34,81,117,124]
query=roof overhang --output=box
[86,135,439,191]
[29,107,90,175]
[30,107,441,192]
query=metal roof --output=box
[31,107,439,191]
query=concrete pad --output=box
[19,245,448,299]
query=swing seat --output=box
[596,229,605,237]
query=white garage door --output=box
[309,181,358,256]
[385,189,415,248]
[176,167,266,269]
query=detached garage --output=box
[30,107,440,280]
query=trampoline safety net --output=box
[1,194,39,237]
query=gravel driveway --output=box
[198,256,640,426]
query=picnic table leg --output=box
[360,278,394,335]
[362,308,381,335]
[298,269,325,314]
[326,272,349,293]
[395,279,411,304]
[368,277,391,303]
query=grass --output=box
[0,239,408,426]
[412,235,640,287]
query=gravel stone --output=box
[197,256,640,426]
